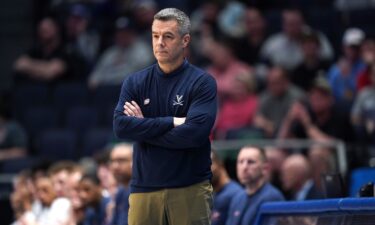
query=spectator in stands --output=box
[290,30,331,91]
[281,154,324,200]
[190,1,221,36]
[64,4,100,69]
[254,66,304,137]
[0,102,28,161]
[308,145,335,193]
[190,1,222,66]
[13,164,83,225]
[260,8,333,70]
[214,72,258,139]
[94,149,117,199]
[108,143,133,225]
[264,147,288,190]
[327,28,366,113]
[210,150,242,225]
[12,170,32,193]
[351,63,375,146]
[235,7,268,66]
[11,188,34,224]
[88,17,153,89]
[278,75,353,142]
[23,175,71,225]
[13,17,74,84]
[65,164,85,225]
[205,37,253,103]
[357,38,375,91]
[132,1,158,42]
[216,1,247,38]
[334,0,375,11]
[226,146,284,225]
[48,160,81,198]
[28,162,52,221]
[78,174,111,225]
[10,171,35,225]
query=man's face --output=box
[78,179,101,207]
[237,148,265,186]
[281,162,297,191]
[302,40,319,59]
[210,42,232,67]
[66,172,83,209]
[283,11,303,38]
[66,15,88,37]
[51,170,69,197]
[245,9,265,35]
[152,19,190,65]
[267,68,288,97]
[38,18,58,43]
[309,89,332,114]
[210,153,221,187]
[116,29,134,48]
[110,146,132,183]
[68,178,83,209]
[343,45,361,61]
[36,177,56,207]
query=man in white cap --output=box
[326,27,366,114]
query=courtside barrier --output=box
[255,198,375,225]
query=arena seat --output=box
[350,167,375,197]
[90,85,121,128]
[65,106,99,136]
[52,82,89,113]
[36,129,78,160]
[90,85,121,110]
[12,83,50,120]
[81,128,113,157]
[22,106,59,137]
[102,106,116,129]
[0,157,38,174]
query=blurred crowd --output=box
[10,143,132,225]
[8,143,337,225]
[1,0,375,224]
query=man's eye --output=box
[247,160,254,164]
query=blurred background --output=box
[1,0,375,224]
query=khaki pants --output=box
[129,180,213,225]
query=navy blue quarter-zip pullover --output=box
[113,60,217,193]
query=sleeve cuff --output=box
[159,116,174,130]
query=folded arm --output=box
[113,78,174,141]
[14,55,66,80]
[144,76,217,149]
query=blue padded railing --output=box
[255,198,375,225]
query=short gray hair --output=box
[153,8,191,35]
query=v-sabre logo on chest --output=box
[173,95,184,106]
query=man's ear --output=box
[182,34,191,48]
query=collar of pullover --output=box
[156,59,189,78]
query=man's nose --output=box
[157,36,164,46]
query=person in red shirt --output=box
[214,72,258,139]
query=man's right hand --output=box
[173,117,186,127]
[124,101,144,118]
